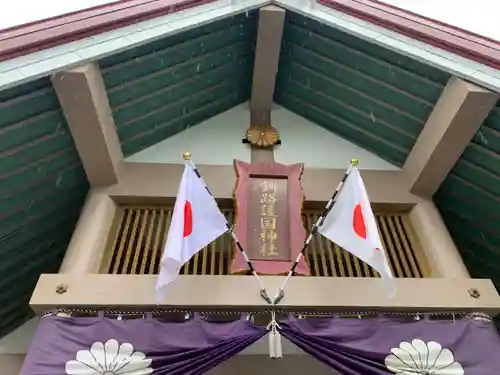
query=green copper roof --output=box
[274,12,450,166]
[99,11,258,157]
[435,101,500,289]
[0,78,89,337]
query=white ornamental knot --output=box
[65,339,153,375]
[385,339,464,375]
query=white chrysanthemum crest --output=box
[385,339,464,375]
[65,339,153,375]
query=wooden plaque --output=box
[247,176,290,261]
[231,160,309,275]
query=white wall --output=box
[127,104,252,166]
[0,318,38,354]
[0,318,37,373]
[271,105,398,170]
[208,355,336,375]
[127,103,398,170]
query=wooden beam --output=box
[52,63,123,186]
[59,189,117,274]
[250,5,286,126]
[404,76,498,197]
[31,274,500,315]
[104,162,421,209]
[408,199,470,278]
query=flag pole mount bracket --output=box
[260,289,273,304]
[273,289,285,305]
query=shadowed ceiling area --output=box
[99,11,258,157]
[0,78,89,337]
[435,101,500,290]
[274,12,450,166]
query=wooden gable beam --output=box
[250,5,286,126]
[31,274,500,315]
[52,63,123,186]
[404,76,498,197]
[101,162,420,210]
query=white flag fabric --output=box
[156,164,228,303]
[318,167,395,297]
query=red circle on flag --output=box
[353,204,367,239]
[183,200,193,237]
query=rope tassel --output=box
[267,312,283,359]
[273,328,283,358]
[268,328,276,358]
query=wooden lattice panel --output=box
[102,206,429,277]
[303,210,429,278]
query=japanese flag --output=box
[318,167,395,297]
[156,164,228,303]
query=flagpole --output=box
[182,152,272,304]
[272,159,358,304]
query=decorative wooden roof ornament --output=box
[243,125,281,148]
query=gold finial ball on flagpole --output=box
[183,152,191,160]
[350,158,359,167]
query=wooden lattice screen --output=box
[101,206,430,277]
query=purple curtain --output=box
[278,315,500,375]
[21,314,266,375]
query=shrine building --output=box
[2,0,500,374]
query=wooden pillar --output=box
[59,189,117,274]
[52,63,123,186]
[404,76,498,197]
[409,199,470,278]
[247,6,286,163]
[249,5,286,127]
